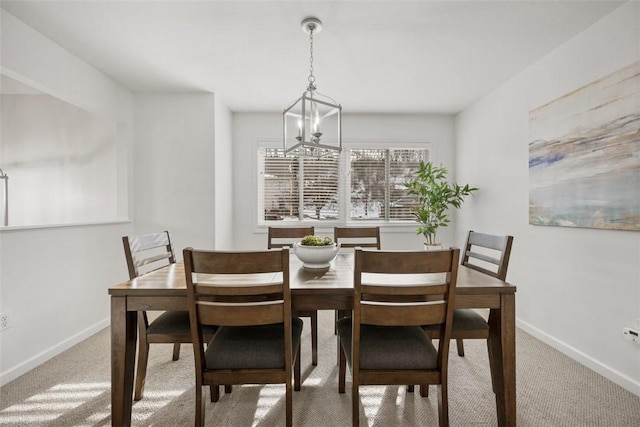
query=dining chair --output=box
[333,226,381,249]
[332,226,381,336]
[267,226,319,366]
[183,247,303,427]
[338,247,460,427]
[424,230,514,357]
[268,226,315,249]
[122,231,217,401]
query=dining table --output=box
[109,251,517,426]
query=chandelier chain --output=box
[307,28,316,90]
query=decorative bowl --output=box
[292,242,340,269]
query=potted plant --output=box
[293,235,340,269]
[405,161,477,249]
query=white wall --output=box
[214,96,233,250]
[1,93,119,226]
[133,93,217,257]
[232,113,456,250]
[0,11,133,385]
[455,1,639,394]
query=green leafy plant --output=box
[405,161,477,245]
[300,235,334,246]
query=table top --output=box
[109,252,515,297]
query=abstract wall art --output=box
[529,61,640,231]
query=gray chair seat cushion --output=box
[147,310,216,336]
[337,317,438,370]
[423,309,489,332]
[205,317,304,370]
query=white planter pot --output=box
[293,243,340,269]
[423,242,443,251]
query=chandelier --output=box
[283,17,342,157]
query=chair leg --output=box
[420,385,429,397]
[195,383,205,427]
[336,310,347,366]
[294,345,301,391]
[134,341,149,401]
[210,385,219,402]
[334,310,338,335]
[311,311,318,366]
[286,371,293,427]
[487,310,500,394]
[172,343,181,361]
[407,385,414,393]
[456,339,465,357]
[437,383,449,427]
[487,335,498,394]
[352,381,360,427]
[338,344,346,393]
[224,385,232,394]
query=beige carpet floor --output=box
[1,310,639,426]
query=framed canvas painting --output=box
[529,61,640,231]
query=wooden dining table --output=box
[109,252,517,426]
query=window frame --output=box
[258,140,432,227]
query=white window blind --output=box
[261,148,339,221]
[349,149,386,220]
[349,148,429,221]
[262,148,299,220]
[302,155,340,220]
[260,146,428,223]
[388,149,430,220]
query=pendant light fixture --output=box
[283,17,342,157]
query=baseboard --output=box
[0,318,110,387]
[517,319,640,396]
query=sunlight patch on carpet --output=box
[0,382,109,424]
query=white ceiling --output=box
[0,0,625,113]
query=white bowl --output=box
[293,242,340,269]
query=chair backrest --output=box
[267,226,315,249]
[122,231,175,279]
[462,231,513,281]
[353,247,459,366]
[183,247,293,371]
[354,247,459,327]
[333,226,381,249]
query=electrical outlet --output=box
[0,312,10,331]
[623,327,640,345]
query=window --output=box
[261,148,339,221]
[259,146,429,223]
[350,149,429,221]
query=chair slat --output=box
[465,250,500,266]
[191,250,285,274]
[361,283,447,296]
[268,226,314,249]
[361,301,447,326]
[467,231,508,251]
[134,252,172,268]
[195,282,283,296]
[334,226,381,249]
[360,249,454,274]
[197,300,284,326]
[129,232,171,252]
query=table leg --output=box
[336,309,350,366]
[488,294,516,426]
[111,296,137,427]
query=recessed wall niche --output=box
[0,74,120,227]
